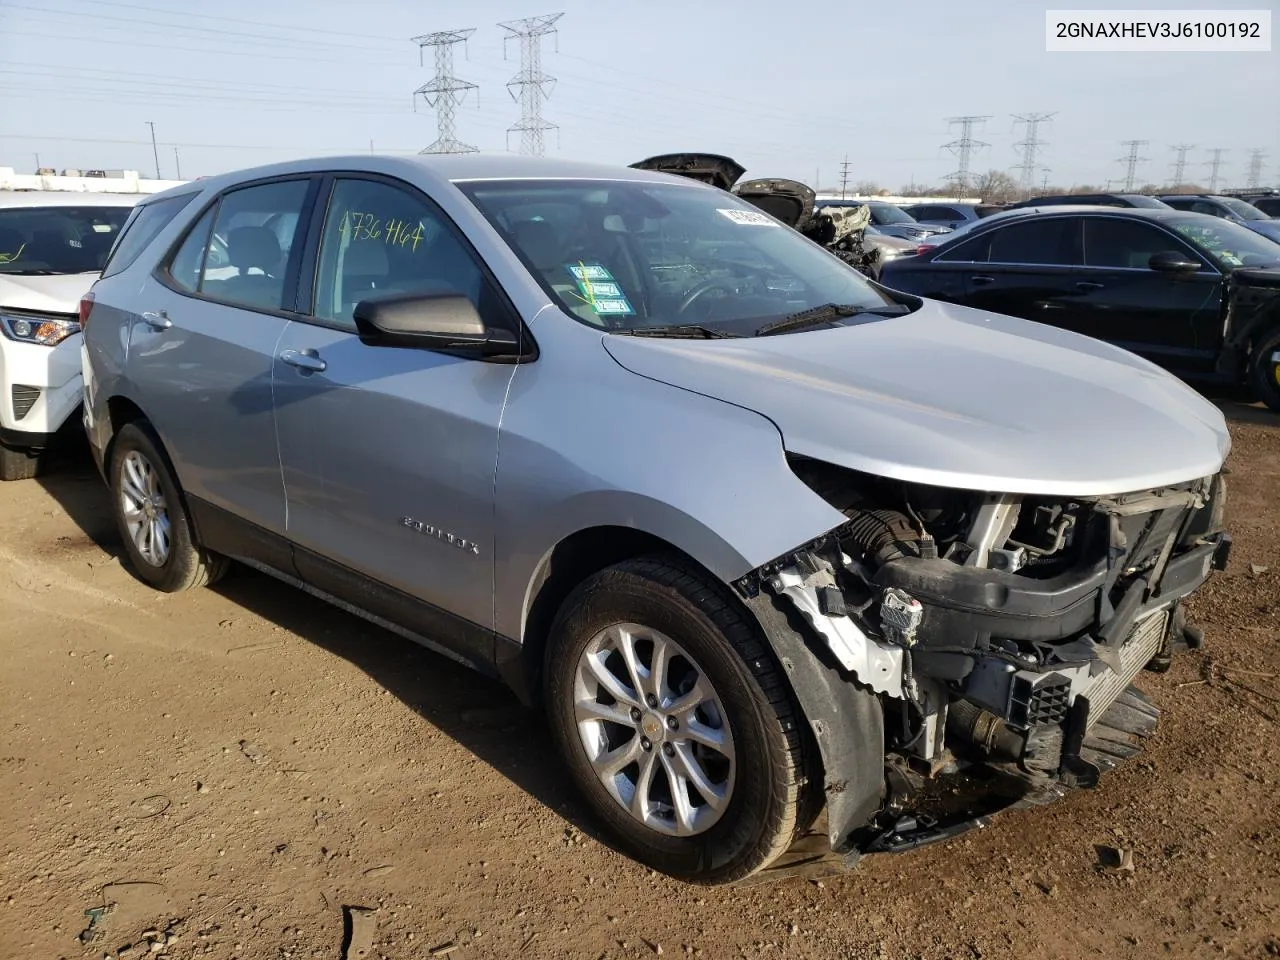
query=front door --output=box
[127,177,315,533]
[272,175,518,663]
[1073,216,1224,373]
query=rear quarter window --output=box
[101,192,197,279]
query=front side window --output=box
[0,203,138,277]
[183,180,310,312]
[311,178,484,326]
[1083,218,1204,269]
[987,219,1077,265]
[459,179,900,335]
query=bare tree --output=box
[972,169,1021,203]
[854,180,883,196]
[898,183,945,197]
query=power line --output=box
[1116,139,1150,191]
[498,13,564,157]
[1012,112,1055,191]
[941,115,991,192]
[412,29,480,155]
[1204,147,1229,192]
[1168,143,1196,186]
[1245,149,1267,190]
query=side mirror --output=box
[1148,251,1202,274]
[353,290,520,357]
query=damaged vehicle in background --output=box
[82,154,1231,886]
[631,154,885,277]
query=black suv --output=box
[879,207,1280,410]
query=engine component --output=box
[880,589,923,647]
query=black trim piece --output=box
[187,496,295,577]
[292,544,498,675]
[0,425,55,449]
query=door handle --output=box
[280,348,327,373]
[969,275,995,285]
[1075,281,1105,291]
[140,310,171,330]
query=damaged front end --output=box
[735,458,1231,861]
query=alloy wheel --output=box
[573,622,735,836]
[119,450,171,567]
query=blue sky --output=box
[0,0,1276,190]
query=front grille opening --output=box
[11,385,40,420]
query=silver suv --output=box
[81,155,1232,884]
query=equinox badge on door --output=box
[401,516,480,555]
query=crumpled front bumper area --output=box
[738,470,1231,861]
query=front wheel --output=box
[1249,330,1280,413]
[544,556,818,884]
[108,421,228,592]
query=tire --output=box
[544,554,818,884]
[1249,330,1280,413]
[0,442,40,482]
[108,421,228,592]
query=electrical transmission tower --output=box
[1012,112,1055,191]
[413,29,479,155]
[498,13,564,156]
[1169,143,1196,186]
[942,115,991,192]
[1116,140,1150,191]
[1245,149,1267,189]
[838,156,851,198]
[1204,148,1228,192]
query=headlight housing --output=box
[0,311,81,347]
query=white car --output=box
[0,190,143,479]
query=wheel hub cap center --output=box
[640,712,664,742]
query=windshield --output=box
[0,205,133,275]
[1170,215,1280,269]
[867,202,917,225]
[1217,197,1267,221]
[459,179,902,335]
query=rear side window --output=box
[987,219,1077,265]
[936,234,991,262]
[101,193,196,279]
[164,180,311,312]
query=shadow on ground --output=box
[32,454,610,848]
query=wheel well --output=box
[107,395,147,436]
[513,526,716,705]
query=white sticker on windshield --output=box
[717,208,778,226]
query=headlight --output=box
[0,312,81,347]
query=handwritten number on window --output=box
[339,211,425,252]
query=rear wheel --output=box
[544,555,818,884]
[0,442,40,481]
[108,421,228,592]
[1250,330,1280,413]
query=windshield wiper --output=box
[755,302,891,336]
[618,324,738,339]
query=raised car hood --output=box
[0,272,95,315]
[603,301,1230,497]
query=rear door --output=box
[270,174,519,662]
[128,176,318,535]
[952,216,1081,323]
[1073,215,1224,371]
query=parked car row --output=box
[53,153,1235,885]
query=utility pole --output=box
[413,28,480,155]
[173,147,181,180]
[838,156,851,199]
[146,121,160,179]
[1204,147,1228,192]
[34,152,40,171]
[498,13,564,157]
[1168,143,1195,187]
[942,115,991,192]
[1116,139,1149,192]
[1012,112,1055,191]
[1245,148,1267,190]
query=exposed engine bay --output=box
[735,459,1232,858]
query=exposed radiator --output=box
[1084,608,1169,729]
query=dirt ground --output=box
[2,402,1278,960]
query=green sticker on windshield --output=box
[566,261,634,316]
